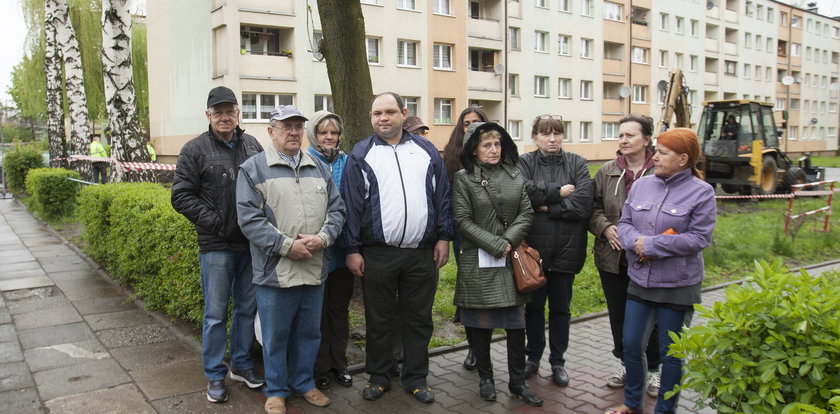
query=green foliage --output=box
[3,144,45,193]
[24,168,81,221]
[669,260,840,413]
[77,183,203,324]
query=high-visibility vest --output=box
[90,141,107,158]
[146,143,157,162]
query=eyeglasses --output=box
[209,110,238,118]
[538,115,563,121]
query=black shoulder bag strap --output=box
[480,171,509,229]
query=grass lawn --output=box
[810,154,840,168]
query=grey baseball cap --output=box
[270,105,308,122]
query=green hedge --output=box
[3,144,44,193]
[24,168,81,221]
[78,183,204,324]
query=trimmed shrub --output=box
[3,144,44,193]
[24,168,81,221]
[669,259,840,413]
[78,183,203,324]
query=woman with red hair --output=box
[605,128,716,414]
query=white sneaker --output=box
[646,370,661,398]
[606,364,626,388]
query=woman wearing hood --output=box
[307,110,354,391]
[589,115,661,396]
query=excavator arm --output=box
[658,68,692,134]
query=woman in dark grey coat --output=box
[452,122,541,406]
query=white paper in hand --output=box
[478,248,506,268]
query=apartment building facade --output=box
[147,0,840,162]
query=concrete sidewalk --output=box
[0,197,752,413]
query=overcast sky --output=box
[0,0,837,108]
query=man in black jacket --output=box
[171,86,265,403]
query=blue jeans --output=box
[622,299,693,414]
[256,283,325,398]
[199,250,257,380]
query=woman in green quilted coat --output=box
[451,122,542,406]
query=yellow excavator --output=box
[657,69,814,195]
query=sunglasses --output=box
[538,115,563,121]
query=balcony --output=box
[724,8,738,23]
[468,17,502,42]
[603,59,624,75]
[239,0,295,14]
[706,4,720,19]
[631,22,650,40]
[705,38,719,53]
[724,41,737,55]
[704,71,719,86]
[602,98,623,115]
[467,71,503,96]
[239,53,295,80]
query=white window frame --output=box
[534,0,547,8]
[397,40,418,67]
[580,38,593,58]
[582,0,594,17]
[508,120,522,140]
[534,31,549,53]
[631,47,649,64]
[659,50,668,67]
[579,121,592,142]
[690,20,698,36]
[603,2,622,21]
[659,12,669,31]
[509,27,520,51]
[559,0,570,12]
[675,16,684,34]
[558,34,571,56]
[509,74,519,96]
[366,37,381,64]
[242,93,294,121]
[689,55,698,72]
[743,63,751,79]
[434,0,451,15]
[434,98,453,124]
[558,78,571,99]
[632,85,647,103]
[603,122,619,140]
[314,94,333,112]
[534,75,549,98]
[433,43,453,69]
[580,80,593,100]
[397,0,416,10]
[404,96,419,116]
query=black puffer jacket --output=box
[171,126,263,252]
[517,150,593,274]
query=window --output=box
[579,122,592,141]
[580,80,593,100]
[240,26,282,56]
[434,98,453,124]
[788,126,797,139]
[631,47,649,64]
[659,13,669,31]
[780,12,788,26]
[580,38,593,58]
[743,64,751,79]
[675,52,684,69]
[558,35,571,55]
[745,1,754,17]
[242,93,294,120]
[558,78,571,98]
[658,87,667,105]
[755,65,761,80]
[366,37,380,63]
[632,85,646,103]
[558,0,570,12]
[433,0,452,14]
[744,33,752,48]
[535,31,549,52]
[603,2,622,21]
[509,27,520,50]
[397,40,418,66]
[766,38,773,52]
[534,76,549,97]
[791,16,800,28]
[397,0,415,10]
[433,44,452,69]
[361,0,379,4]
[312,31,324,60]
[534,0,547,8]
[775,98,785,110]
[582,0,594,17]
[659,50,668,67]
[806,46,812,60]
[830,102,838,113]
[689,55,698,72]
[509,74,519,96]
[765,67,772,80]
[755,35,762,51]
[314,95,333,112]
[834,27,840,38]
[767,7,774,23]
[690,19,698,36]
[562,121,572,141]
[725,60,736,76]
[603,122,619,140]
[404,97,419,116]
[508,120,522,139]
[756,4,764,20]
[791,43,800,57]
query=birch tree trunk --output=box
[55,0,92,179]
[316,0,373,150]
[44,0,66,168]
[101,0,149,182]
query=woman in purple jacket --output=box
[606,128,716,414]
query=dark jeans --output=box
[465,327,526,388]
[599,267,661,371]
[315,267,354,373]
[524,271,574,367]
[362,245,437,390]
[92,162,108,184]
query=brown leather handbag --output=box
[481,178,546,293]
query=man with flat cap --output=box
[172,86,265,403]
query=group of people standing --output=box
[171,86,715,414]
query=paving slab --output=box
[151,389,265,413]
[17,322,96,350]
[0,361,35,392]
[73,296,137,315]
[1,261,44,273]
[0,276,55,292]
[55,280,122,301]
[84,309,156,331]
[40,260,94,274]
[33,358,130,401]
[0,250,36,265]
[43,383,155,414]
[4,290,70,315]
[0,268,47,281]
[0,311,9,325]
[0,387,41,414]
[110,340,195,371]
[97,324,177,348]
[130,358,206,400]
[12,305,83,330]
[0,340,24,363]
[47,269,100,281]
[0,324,16,343]
[24,339,110,373]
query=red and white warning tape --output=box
[57,154,176,171]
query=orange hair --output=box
[657,128,703,178]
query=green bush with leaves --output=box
[669,259,840,413]
[78,183,203,324]
[24,168,81,221]
[3,144,44,193]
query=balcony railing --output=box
[239,53,295,79]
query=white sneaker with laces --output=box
[646,370,661,398]
[606,364,626,388]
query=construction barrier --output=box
[60,154,176,172]
[784,180,836,234]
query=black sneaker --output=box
[315,371,331,390]
[407,385,435,403]
[229,368,265,389]
[362,382,389,401]
[206,379,228,403]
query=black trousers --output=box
[361,245,437,390]
[92,162,108,184]
[465,327,527,388]
[524,271,574,367]
[599,267,661,370]
[315,267,355,373]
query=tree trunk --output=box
[44,0,66,168]
[315,0,373,150]
[101,0,149,182]
[55,0,92,179]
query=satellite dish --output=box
[706,1,715,10]
[781,76,794,86]
[619,85,631,99]
[494,64,505,75]
[811,118,818,125]
[657,80,668,91]
[830,83,840,91]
